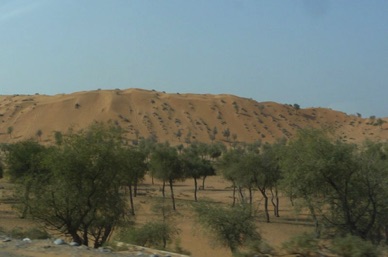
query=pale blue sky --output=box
[1,0,387,117]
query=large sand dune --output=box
[0,88,387,144]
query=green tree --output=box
[3,140,48,218]
[280,129,388,242]
[203,142,225,189]
[217,148,245,206]
[117,147,147,215]
[218,142,283,222]
[53,131,63,145]
[149,143,185,210]
[194,202,261,255]
[181,142,215,201]
[20,123,128,247]
[7,126,13,139]
[36,129,43,141]
[259,140,284,219]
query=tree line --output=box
[0,123,388,254]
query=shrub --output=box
[330,234,379,257]
[8,226,50,239]
[282,233,319,257]
[293,103,300,110]
[118,221,178,250]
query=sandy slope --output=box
[0,88,387,144]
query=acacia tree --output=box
[205,142,225,189]
[280,129,388,242]
[259,141,284,218]
[18,123,128,247]
[280,129,344,237]
[3,140,49,218]
[149,143,185,210]
[117,147,147,215]
[138,136,157,184]
[218,143,282,222]
[181,143,215,201]
[217,148,244,206]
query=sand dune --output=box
[0,88,387,144]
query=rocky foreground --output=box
[0,236,188,257]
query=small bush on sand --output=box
[282,233,319,257]
[8,226,50,239]
[330,234,379,257]
[118,221,178,250]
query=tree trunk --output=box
[70,230,83,246]
[259,187,270,222]
[238,186,245,204]
[308,203,320,238]
[21,183,32,219]
[82,227,89,246]
[169,179,176,211]
[232,182,236,207]
[134,176,138,197]
[128,184,135,215]
[202,176,207,190]
[162,181,166,198]
[94,225,112,248]
[248,186,253,207]
[194,177,198,202]
[270,187,280,217]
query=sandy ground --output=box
[0,175,314,257]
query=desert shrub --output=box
[282,233,319,257]
[330,234,379,257]
[194,202,260,255]
[237,240,275,257]
[8,226,49,239]
[118,221,178,249]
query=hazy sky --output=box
[1,1,387,117]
